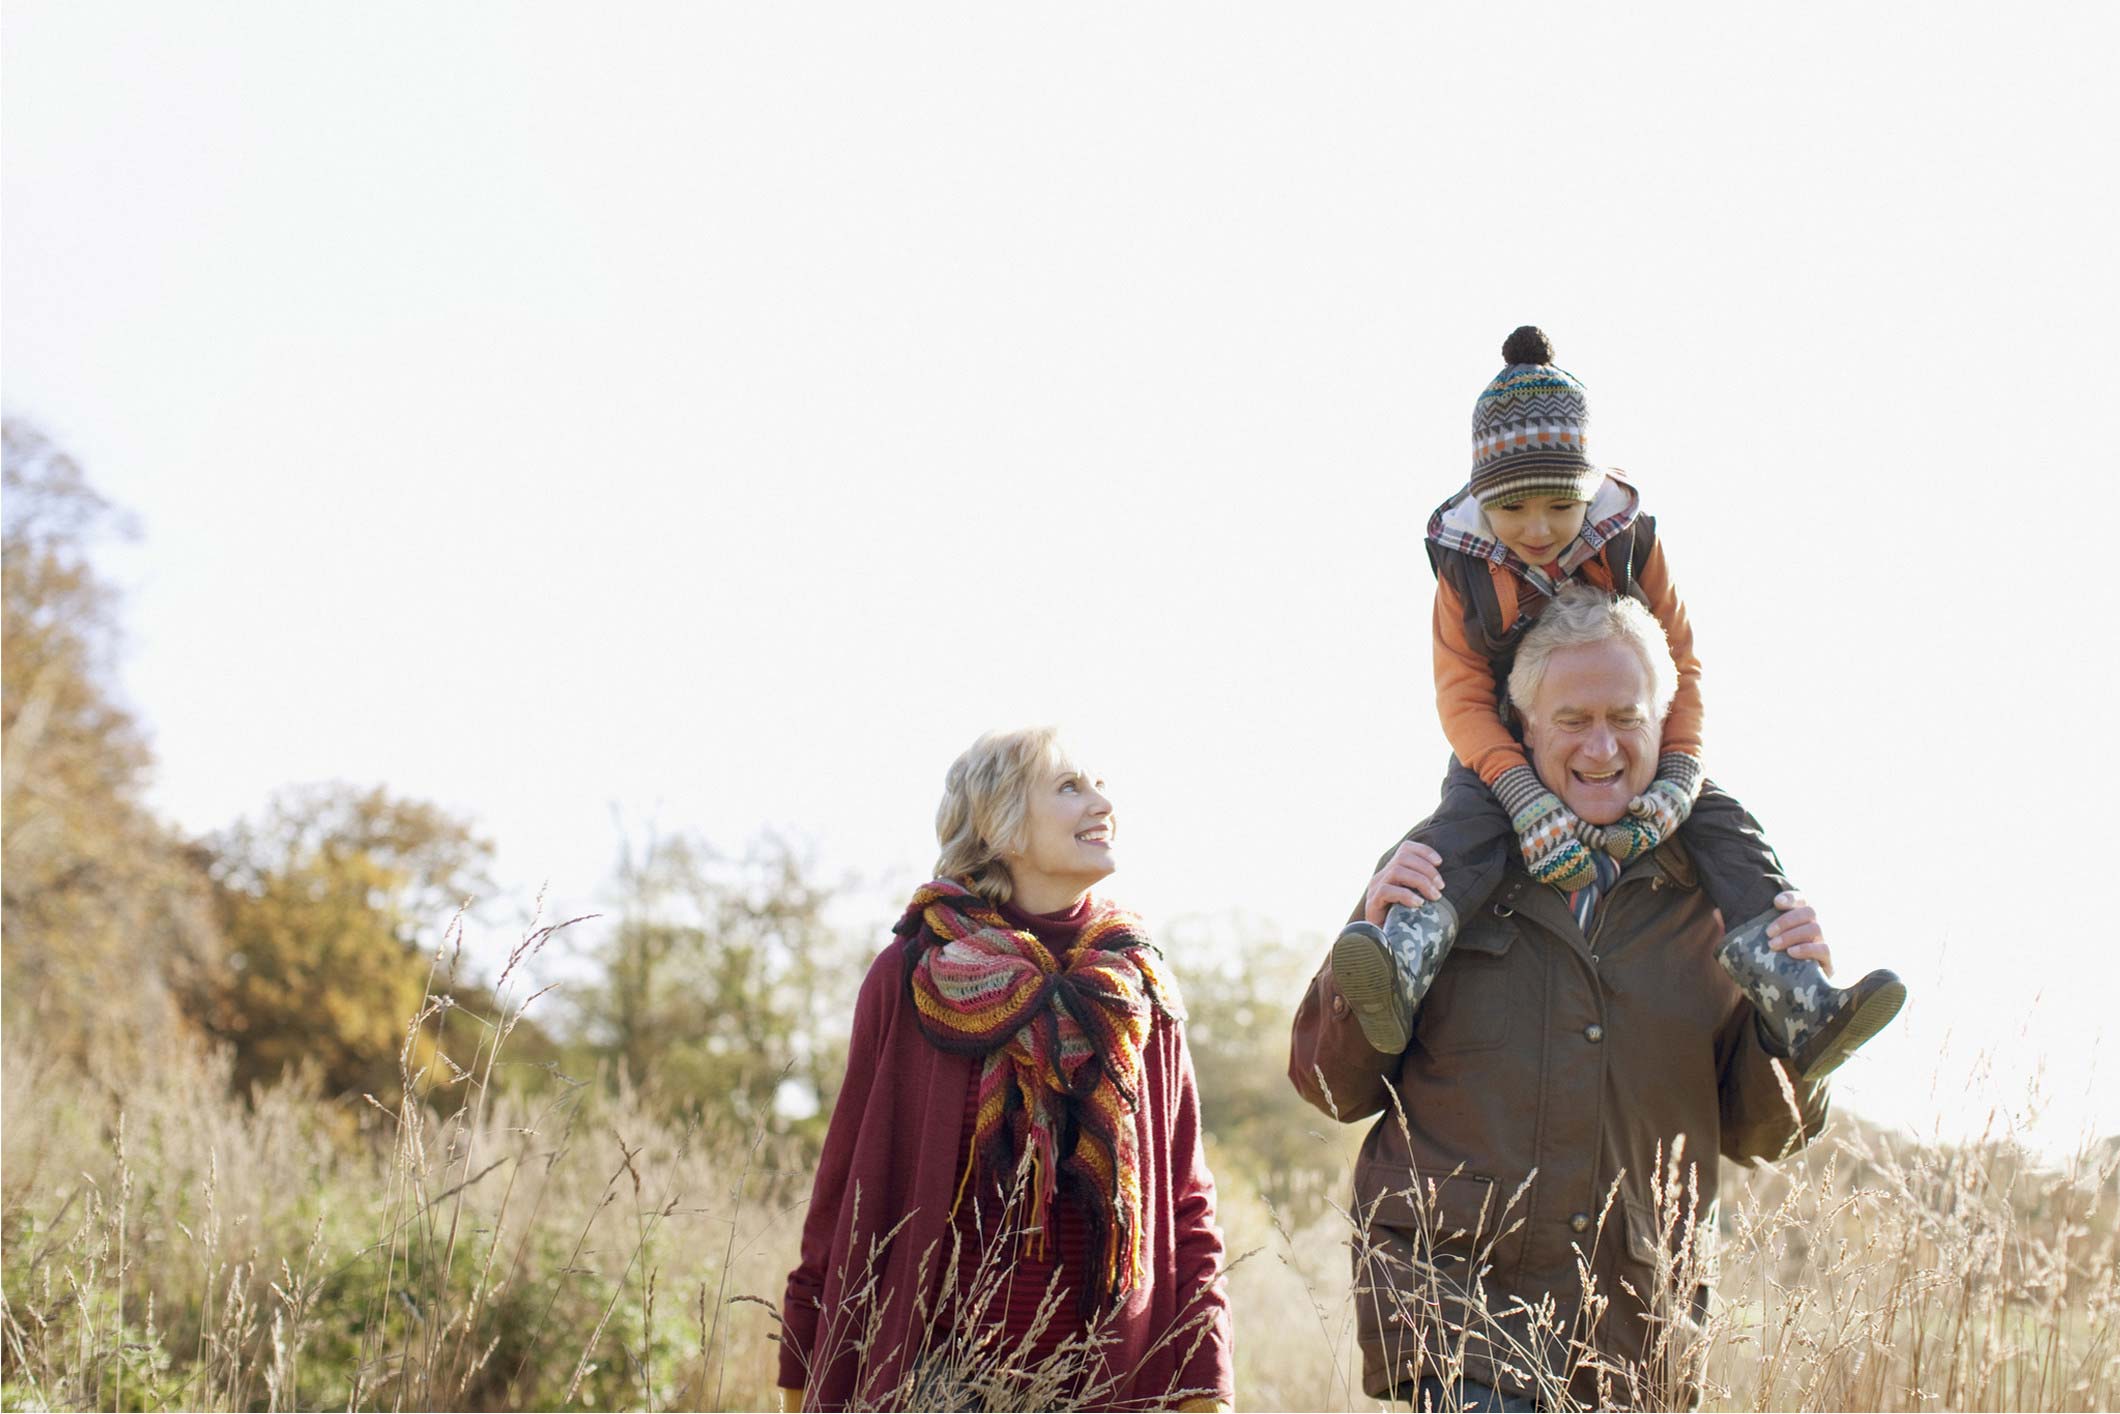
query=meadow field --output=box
[4,911,2115,1413]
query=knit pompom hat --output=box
[1469,326,1603,508]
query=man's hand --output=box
[1764,890,1831,975]
[1362,841,1444,927]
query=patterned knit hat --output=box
[1469,326,1603,507]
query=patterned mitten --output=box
[1495,764,1598,891]
[1603,754,1704,863]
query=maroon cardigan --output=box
[777,919,1234,1410]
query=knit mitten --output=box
[1495,764,1598,891]
[1602,754,1704,864]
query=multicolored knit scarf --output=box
[897,878,1183,1308]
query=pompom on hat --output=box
[1469,326,1603,508]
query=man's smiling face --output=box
[1519,637,1661,825]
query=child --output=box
[1332,326,1904,1082]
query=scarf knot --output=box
[898,878,1182,1306]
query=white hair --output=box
[1507,584,1678,722]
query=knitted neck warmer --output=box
[898,878,1183,1307]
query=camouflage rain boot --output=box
[1330,898,1461,1055]
[1716,910,1907,1081]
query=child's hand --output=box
[1362,841,1445,926]
[1514,792,1599,892]
[1601,776,1695,863]
[1493,764,1599,891]
[1627,778,1693,837]
[1599,813,1665,863]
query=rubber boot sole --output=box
[1331,922,1411,1056]
[1792,969,1907,1082]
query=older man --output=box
[1289,585,1832,1410]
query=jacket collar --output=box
[1425,471,1642,591]
[1493,837,1698,942]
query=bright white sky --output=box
[5,4,2116,1152]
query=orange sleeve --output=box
[1434,576,1531,786]
[1636,538,1705,762]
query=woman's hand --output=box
[1763,890,1832,976]
[1363,841,1445,926]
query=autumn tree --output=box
[572,829,860,1143]
[198,783,503,1099]
[1,420,219,1071]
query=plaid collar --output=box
[1425,470,1642,590]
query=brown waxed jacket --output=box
[1289,837,1829,1407]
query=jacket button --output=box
[1331,994,1349,1018]
[1584,1024,1605,1043]
[1570,1212,1591,1233]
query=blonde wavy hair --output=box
[934,725,1064,906]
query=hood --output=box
[1427,470,1642,582]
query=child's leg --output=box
[1675,781,1795,926]
[1680,781,1905,1081]
[1333,758,1515,1055]
[1411,757,1518,918]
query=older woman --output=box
[776,726,1233,1412]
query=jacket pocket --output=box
[1622,1198,1662,1273]
[1355,1165,1516,1275]
[1350,1162,1532,1391]
[1621,1198,1719,1289]
[1618,1197,1713,1403]
[1414,916,1519,1057]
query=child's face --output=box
[1485,497,1589,568]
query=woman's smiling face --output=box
[1003,747,1116,911]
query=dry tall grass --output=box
[2,910,809,1412]
[1209,1099,2120,1412]
[4,914,2116,1411]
